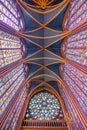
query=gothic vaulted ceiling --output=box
[17,0,69,92]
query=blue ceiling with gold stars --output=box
[20,0,68,92]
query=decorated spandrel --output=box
[25,91,63,120]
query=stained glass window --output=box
[63,1,87,66]
[62,30,87,66]
[0,0,23,30]
[60,87,84,130]
[64,0,87,30]
[0,0,24,68]
[62,1,87,128]
[25,91,63,120]
[60,64,87,121]
[0,65,26,116]
[2,87,28,130]
[0,30,23,68]
[0,0,26,129]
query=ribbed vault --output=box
[16,0,70,91]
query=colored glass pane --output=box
[25,91,63,120]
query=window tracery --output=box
[25,91,64,120]
[64,0,87,30]
[61,88,85,130]
[0,30,23,68]
[61,64,87,119]
[0,0,23,30]
[3,87,27,130]
[0,65,26,115]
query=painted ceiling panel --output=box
[26,38,44,46]
[44,38,61,47]
[20,0,68,91]
[29,51,44,58]
[24,0,64,5]
[47,40,62,56]
[47,64,61,76]
[26,10,44,24]
[22,10,40,29]
[43,60,59,66]
[28,64,41,75]
[26,28,44,36]
[48,81,60,92]
[43,4,66,24]
[43,29,61,37]
[47,8,67,30]
[24,28,61,37]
